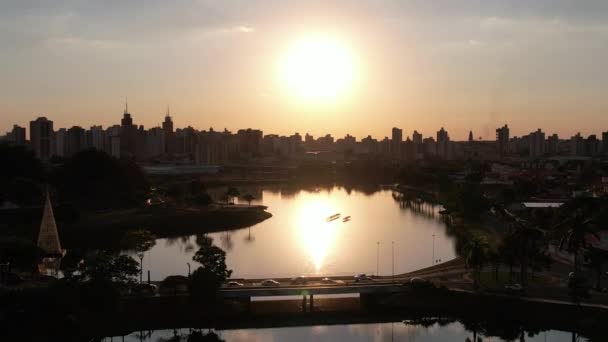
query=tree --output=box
[225,187,240,204]
[51,149,149,209]
[121,229,156,282]
[242,193,255,206]
[0,237,44,271]
[462,233,490,289]
[191,236,232,300]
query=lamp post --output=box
[186,262,191,278]
[376,241,382,276]
[391,241,395,283]
[137,252,145,283]
[432,234,435,266]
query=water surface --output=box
[142,187,456,280]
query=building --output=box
[391,127,402,158]
[496,124,509,155]
[66,126,86,157]
[145,127,165,159]
[529,129,545,159]
[120,104,138,159]
[162,109,175,156]
[5,125,26,145]
[546,134,559,155]
[570,133,585,156]
[30,117,54,160]
[436,127,451,159]
[89,125,105,151]
[105,125,121,158]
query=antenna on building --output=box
[124,97,129,114]
[166,105,170,118]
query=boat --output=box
[326,213,341,222]
[342,216,351,222]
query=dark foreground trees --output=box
[190,235,232,300]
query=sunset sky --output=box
[1,0,607,140]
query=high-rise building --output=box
[145,127,165,159]
[89,125,105,151]
[6,125,26,145]
[602,131,608,155]
[528,129,545,159]
[105,125,121,158]
[120,103,137,159]
[30,117,54,160]
[54,128,66,157]
[546,134,559,155]
[236,129,263,158]
[586,135,600,156]
[66,126,86,157]
[436,127,451,159]
[162,108,175,156]
[412,130,422,145]
[468,131,474,143]
[496,125,510,155]
[391,127,402,158]
[570,133,585,156]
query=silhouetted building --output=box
[106,125,121,158]
[66,126,86,157]
[586,135,600,156]
[30,117,54,160]
[570,133,585,156]
[496,124,509,155]
[6,125,26,145]
[436,127,451,159]
[468,130,473,143]
[120,104,138,159]
[162,109,175,156]
[89,125,105,151]
[391,127,402,158]
[529,129,545,159]
[146,127,165,159]
[546,134,559,155]
[54,128,66,157]
[603,131,608,155]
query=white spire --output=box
[37,190,63,256]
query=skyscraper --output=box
[436,127,451,159]
[496,125,509,155]
[391,127,402,158]
[120,102,137,159]
[162,108,175,156]
[30,117,54,160]
[66,126,86,157]
[528,129,545,159]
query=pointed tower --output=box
[37,190,63,256]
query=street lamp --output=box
[186,262,191,278]
[391,241,395,283]
[376,241,382,276]
[432,234,435,266]
[137,252,145,283]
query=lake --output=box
[106,321,586,341]
[141,186,456,280]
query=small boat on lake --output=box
[342,216,351,222]
[326,213,341,222]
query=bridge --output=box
[218,277,411,312]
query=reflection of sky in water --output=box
[141,188,457,280]
[112,322,586,342]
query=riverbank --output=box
[58,204,272,249]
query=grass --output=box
[479,270,553,288]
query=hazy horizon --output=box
[2,0,608,140]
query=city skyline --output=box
[3,105,608,143]
[2,1,608,139]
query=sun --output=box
[279,35,356,102]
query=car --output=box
[354,273,374,282]
[403,277,435,291]
[504,283,523,292]
[320,277,338,284]
[261,279,280,286]
[226,281,245,287]
[290,276,308,285]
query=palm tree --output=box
[555,211,598,273]
[462,233,490,289]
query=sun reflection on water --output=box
[294,196,343,273]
